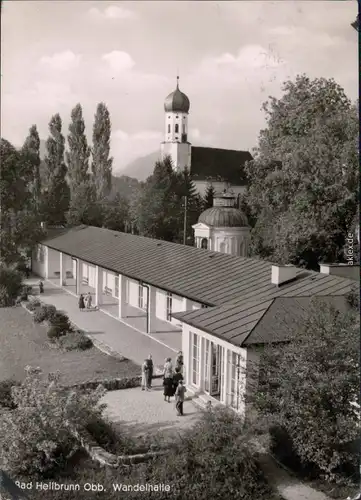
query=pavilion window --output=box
[138,282,144,309]
[192,333,200,386]
[175,124,179,133]
[166,292,173,321]
[201,238,208,249]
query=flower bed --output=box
[23,299,93,352]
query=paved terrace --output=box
[28,278,178,369]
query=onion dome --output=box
[198,190,248,227]
[164,76,190,113]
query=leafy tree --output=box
[42,114,70,225]
[0,265,23,306]
[245,76,359,269]
[102,192,130,232]
[133,408,278,500]
[135,156,181,241]
[0,367,106,478]
[91,102,113,201]
[0,139,44,264]
[255,298,359,481]
[134,159,203,243]
[203,183,215,209]
[21,125,42,212]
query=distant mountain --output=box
[119,151,160,181]
[111,174,141,201]
[39,139,140,200]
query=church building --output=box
[160,78,253,197]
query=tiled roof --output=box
[191,146,252,183]
[40,226,356,347]
[174,296,350,347]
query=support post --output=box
[59,252,66,286]
[118,274,127,318]
[95,266,103,306]
[76,259,83,295]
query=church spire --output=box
[176,74,179,89]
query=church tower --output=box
[160,76,191,171]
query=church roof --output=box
[190,147,252,184]
[164,84,190,113]
[198,207,248,228]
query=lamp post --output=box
[183,195,188,245]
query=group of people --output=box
[163,352,186,416]
[141,351,186,416]
[78,292,93,311]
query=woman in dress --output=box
[141,359,149,391]
[85,292,92,309]
[146,354,153,389]
[163,357,173,402]
[78,294,85,312]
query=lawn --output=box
[0,307,140,386]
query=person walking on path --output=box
[39,281,44,294]
[141,359,149,391]
[163,357,173,402]
[175,380,187,416]
[175,351,184,373]
[172,367,183,396]
[78,294,85,312]
[85,292,92,310]
[146,354,153,389]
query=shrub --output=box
[33,307,47,323]
[133,407,277,500]
[42,304,57,322]
[49,311,71,333]
[0,379,21,409]
[47,325,64,341]
[58,330,93,351]
[26,298,41,312]
[0,368,106,478]
[0,266,23,306]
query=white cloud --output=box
[39,51,82,71]
[88,5,136,21]
[189,128,214,146]
[102,51,135,72]
[207,45,285,71]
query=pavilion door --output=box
[210,343,223,399]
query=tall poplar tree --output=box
[65,104,99,226]
[91,102,113,201]
[21,125,41,212]
[42,114,70,225]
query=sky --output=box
[1,1,358,174]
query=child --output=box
[175,380,186,416]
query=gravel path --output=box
[102,377,201,442]
[0,307,140,386]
